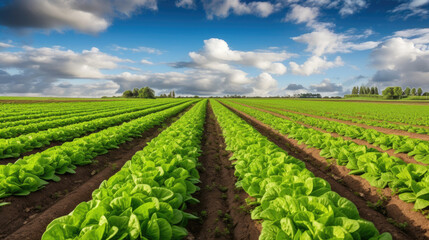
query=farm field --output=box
[1,98,429,240]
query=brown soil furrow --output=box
[1,106,192,240]
[233,102,425,167]
[222,102,428,240]
[186,103,260,240]
[254,104,429,141]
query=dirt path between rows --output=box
[186,103,261,240]
[1,106,192,240]
[221,102,428,240]
[233,102,426,167]
[254,104,429,141]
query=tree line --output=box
[351,86,379,95]
[382,87,428,99]
[122,87,177,99]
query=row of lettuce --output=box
[222,100,429,211]
[239,100,429,164]
[211,100,391,239]
[0,101,145,123]
[237,99,429,132]
[0,101,139,129]
[0,100,196,198]
[0,100,180,139]
[41,100,207,240]
[0,100,188,159]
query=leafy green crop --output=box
[0,101,196,198]
[234,98,429,133]
[0,100,188,159]
[222,100,429,211]
[234,100,429,164]
[211,100,391,240]
[41,100,207,240]
[0,100,176,139]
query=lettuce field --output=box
[1,98,429,240]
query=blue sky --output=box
[0,0,428,97]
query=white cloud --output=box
[201,0,279,19]
[113,45,163,55]
[285,4,319,25]
[140,59,154,65]
[392,0,429,18]
[0,46,130,96]
[0,42,14,49]
[176,0,196,8]
[301,0,368,16]
[289,55,343,76]
[369,32,429,89]
[338,0,367,16]
[0,39,289,97]
[178,38,290,75]
[0,46,130,79]
[0,0,158,34]
[292,28,380,56]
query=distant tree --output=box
[423,92,429,96]
[172,91,175,98]
[375,87,379,95]
[382,87,395,99]
[418,88,423,96]
[137,88,145,98]
[394,87,403,99]
[359,86,364,95]
[142,87,155,99]
[122,90,133,98]
[412,88,417,96]
[132,88,139,97]
[370,87,375,95]
[351,87,358,95]
[404,87,411,96]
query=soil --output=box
[234,102,426,167]
[256,103,429,141]
[0,106,192,240]
[221,102,429,240]
[186,103,261,240]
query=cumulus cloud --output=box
[0,39,289,97]
[0,0,158,34]
[0,45,131,96]
[285,83,306,90]
[292,28,380,56]
[0,46,130,79]
[369,34,429,89]
[285,4,319,26]
[201,0,279,19]
[310,78,343,92]
[176,38,290,75]
[289,56,344,76]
